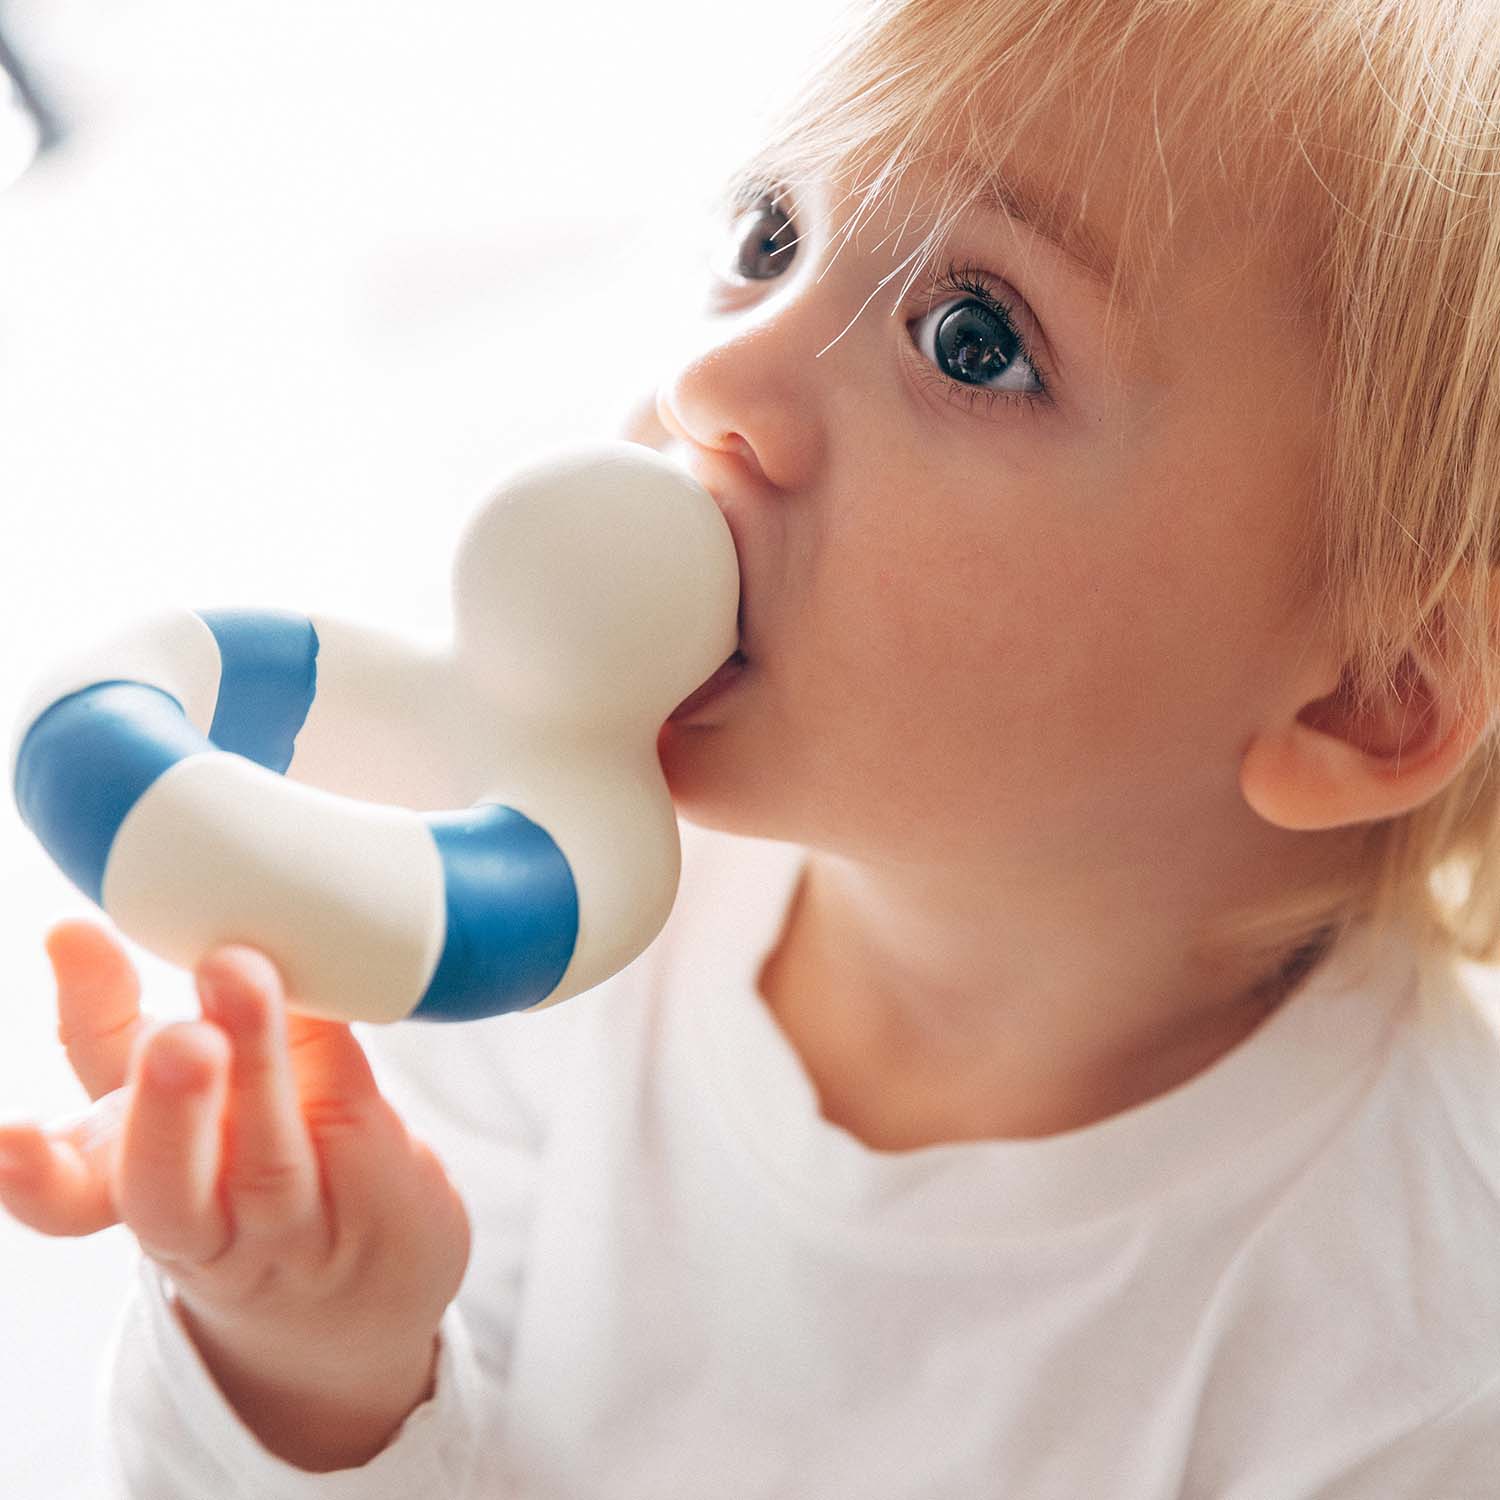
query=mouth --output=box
[666,648,749,723]
[658,443,753,719]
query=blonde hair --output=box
[722,0,1500,981]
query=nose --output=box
[655,300,827,496]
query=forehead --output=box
[757,0,1331,313]
[768,6,1330,394]
[933,81,1320,387]
[993,78,1302,293]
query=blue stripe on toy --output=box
[195,608,319,774]
[12,681,210,906]
[413,804,579,1021]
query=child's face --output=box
[653,106,1332,882]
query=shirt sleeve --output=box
[91,999,582,1499]
[95,1254,494,1500]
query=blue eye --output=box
[910,264,1049,409]
[716,191,799,283]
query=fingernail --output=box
[200,971,264,1033]
[198,977,247,1035]
[149,1039,208,1091]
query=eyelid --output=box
[727,177,798,219]
[921,262,1054,387]
[905,260,1056,414]
[707,186,804,303]
[719,180,802,254]
[707,189,1061,418]
[947,221,1096,393]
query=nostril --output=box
[720,432,767,482]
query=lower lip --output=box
[666,651,749,722]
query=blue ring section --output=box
[195,609,319,774]
[12,682,211,906]
[413,804,579,1021]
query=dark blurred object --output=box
[0,12,61,188]
[0,16,60,147]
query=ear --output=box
[1240,575,1500,832]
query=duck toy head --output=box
[9,443,741,1023]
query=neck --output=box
[756,850,1337,1150]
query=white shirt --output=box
[99,822,1500,1498]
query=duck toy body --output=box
[8,444,741,1023]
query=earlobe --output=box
[1239,651,1484,832]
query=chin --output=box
[657,716,728,808]
[656,719,792,843]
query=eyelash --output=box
[712,187,1056,420]
[914,260,1054,419]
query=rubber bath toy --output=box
[9,443,740,1023]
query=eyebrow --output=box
[972,170,1138,313]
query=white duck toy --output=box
[8,443,740,1023]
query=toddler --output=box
[4,0,1500,1494]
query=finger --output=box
[282,1003,404,1210]
[620,390,673,450]
[115,1022,233,1267]
[0,1092,127,1237]
[47,919,148,1101]
[281,985,384,1128]
[194,947,322,1236]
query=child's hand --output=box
[620,390,673,451]
[0,920,472,1471]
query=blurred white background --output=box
[0,0,835,1490]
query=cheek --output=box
[1048,511,1289,774]
[834,523,1171,771]
[781,446,1256,771]
[800,531,1050,742]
